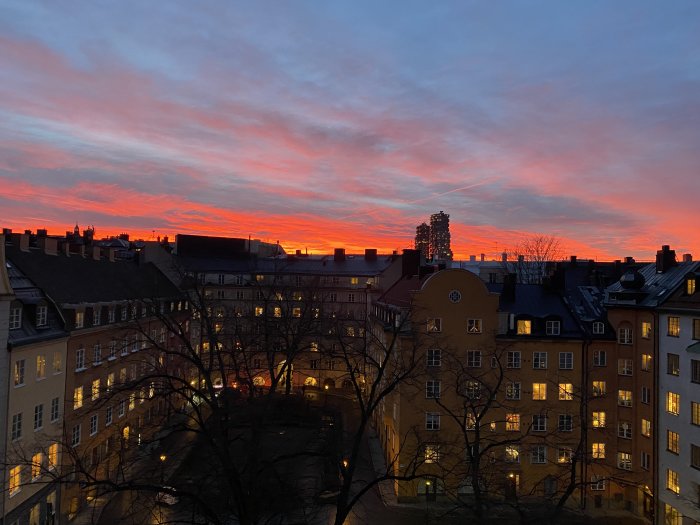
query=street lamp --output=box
[159,454,167,483]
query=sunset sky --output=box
[1,1,699,261]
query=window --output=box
[558,448,573,464]
[292,307,301,318]
[73,386,83,410]
[89,414,98,436]
[9,465,21,495]
[506,413,520,431]
[691,444,700,470]
[506,382,521,400]
[350,277,359,285]
[546,320,561,336]
[531,445,547,464]
[593,350,606,367]
[272,306,282,318]
[641,386,651,404]
[667,316,680,337]
[618,358,633,376]
[688,278,696,295]
[76,346,85,370]
[592,443,606,459]
[50,397,59,422]
[254,306,263,317]
[591,475,605,491]
[465,380,481,399]
[693,359,700,383]
[666,392,680,415]
[592,411,606,428]
[71,424,81,446]
[328,292,337,303]
[694,319,700,340]
[93,343,101,365]
[14,359,25,386]
[108,307,115,323]
[425,413,440,431]
[641,354,652,371]
[532,383,547,400]
[120,304,127,321]
[34,404,43,431]
[507,351,521,369]
[105,406,113,426]
[310,359,318,369]
[641,419,651,437]
[9,306,22,329]
[424,444,440,464]
[592,381,606,397]
[52,352,62,373]
[467,350,482,368]
[618,421,632,439]
[109,340,117,360]
[467,319,482,333]
[48,443,58,470]
[558,414,573,432]
[33,356,46,381]
[347,293,355,303]
[665,504,681,525]
[641,321,652,339]
[559,352,573,370]
[558,383,574,400]
[465,412,476,430]
[92,379,100,401]
[532,414,547,432]
[618,327,632,345]
[617,452,632,470]
[426,349,441,367]
[667,353,680,376]
[667,430,679,454]
[118,400,126,417]
[592,321,604,335]
[692,401,700,425]
[641,451,650,470]
[505,445,520,463]
[427,318,442,332]
[533,352,547,369]
[129,393,136,410]
[618,390,632,407]
[666,469,680,494]
[425,380,441,399]
[75,311,84,328]
[93,307,101,326]
[11,412,22,440]
[517,319,531,335]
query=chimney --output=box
[480,253,485,262]
[570,255,577,265]
[518,255,524,263]
[624,256,635,264]
[19,233,30,252]
[402,249,421,277]
[334,248,345,262]
[501,252,507,263]
[43,237,58,256]
[93,246,101,261]
[469,255,476,262]
[295,249,302,256]
[656,245,677,273]
[683,253,693,263]
[37,229,47,238]
[364,248,377,261]
[2,228,12,235]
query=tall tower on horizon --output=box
[429,211,453,261]
[415,222,430,260]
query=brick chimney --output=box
[334,248,345,262]
[683,253,693,263]
[364,248,377,261]
[656,245,677,273]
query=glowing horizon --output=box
[1,2,699,262]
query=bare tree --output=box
[508,235,563,284]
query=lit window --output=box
[641,354,652,371]
[75,311,84,328]
[666,469,680,494]
[641,321,652,339]
[591,475,605,491]
[592,443,606,459]
[505,445,520,463]
[91,379,100,401]
[9,465,21,495]
[666,430,679,454]
[693,402,700,425]
[292,307,301,318]
[517,320,531,335]
[666,392,680,415]
[618,390,632,407]
[546,320,560,336]
[465,412,476,430]
[73,386,83,410]
[617,452,632,470]
[425,413,440,431]
[467,319,482,333]
[641,419,651,437]
[558,448,573,464]
[668,316,680,337]
[424,444,440,463]
[592,411,606,428]
[687,278,696,295]
[36,355,46,380]
[48,443,58,470]
[532,383,547,400]
[505,413,520,432]
[559,352,573,369]
[618,327,632,345]
[427,318,442,333]
[129,393,135,410]
[667,353,680,376]
[533,352,547,369]
[665,504,681,525]
[592,381,606,397]
[52,352,62,373]
[617,358,633,376]
[254,306,263,317]
[350,277,359,285]
[558,383,573,400]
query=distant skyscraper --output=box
[415,222,430,259]
[429,211,452,261]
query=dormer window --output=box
[93,308,101,326]
[75,311,84,329]
[546,320,561,336]
[592,321,605,335]
[9,305,22,330]
[687,278,696,295]
[516,319,531,335]
[36,305,48,327]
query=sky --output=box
[1,1,699,261]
